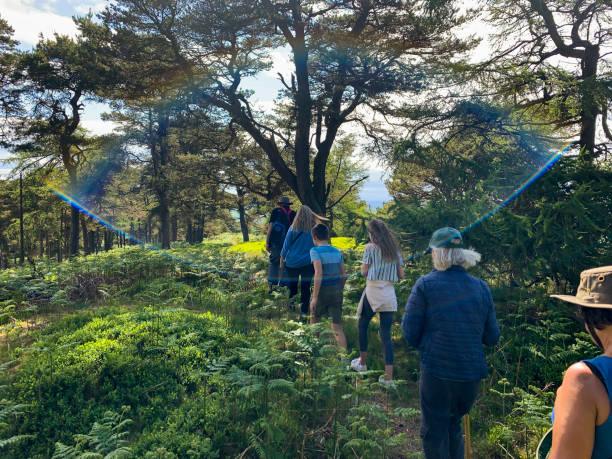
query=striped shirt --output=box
[310,245,344,286]
[362,243,403,282]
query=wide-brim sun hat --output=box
[551,266,612,309]
[428,226,464,249]
[278,196,292,205]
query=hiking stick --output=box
[464,414,471,459]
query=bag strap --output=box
[280,206,292,226]
[288,230,305,246]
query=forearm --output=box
[312,278,321,300]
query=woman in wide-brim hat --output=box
[543,266,612,459]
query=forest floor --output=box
[0,239,434,458]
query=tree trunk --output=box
[81,215,89,255]
[58,210,63,263]
[104,230,114,251]
[195,213,204,243]
[67,167,80,257]
[171,213,178,242]
[155,114,171,249]
[579,44,599,160]
[237,188,249,242]
[19,172,24,264]
[186,218,193,243]
[88,231,96,255]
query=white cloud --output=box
[251,99,277,114]
[0,0,79,48]
[73,1,106,15]
[81,119,119,136]
[264,48,293,80]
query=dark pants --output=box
[358,294,394,365]
[267,246,282,286]
[282,264,314,314]
[419,369,480,459]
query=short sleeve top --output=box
[362,243,403,282]
[310,245,344,286]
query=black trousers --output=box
[282,264,314,314]
[419,368,480,459]
[267,246,282,286]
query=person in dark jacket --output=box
[266,197,296,288]
[402,227,500,459]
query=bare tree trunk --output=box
[19,172,24,264]
[153,113,171,249]
[171,213,178,242]
[58,210,63,263]
[67,167,80,257]
[104,230,114,251]
[237,188,249,242]
[186,218,193,243]
[81,215,89,255]
[580,44,599,159]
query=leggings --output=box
[282,264,314,314]
[358,294,394,365]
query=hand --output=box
[310,297,318,315]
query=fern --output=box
[52,409,133,459]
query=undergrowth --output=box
[0,236,600,457]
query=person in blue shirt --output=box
[546,266,612,459]
[309,223,347,352]
[402,227,500,459]
[279,205,322,317]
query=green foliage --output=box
[1,228,608,458]
[53,408,133,459]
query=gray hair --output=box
[431,247,481,271]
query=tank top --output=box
[583,355,612,459]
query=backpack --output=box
[269,207,293,248]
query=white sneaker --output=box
[379,375,395,388]
[350,358,367,372]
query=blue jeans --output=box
[419,369,479,459]
[358,294,394,365]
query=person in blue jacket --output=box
[279,205,323,318]
[402,227,500,459]
[546,266,612,459]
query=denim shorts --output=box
[315,284,343,324]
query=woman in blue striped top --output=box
[351,219,403,384]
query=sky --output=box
[0,0,405,206]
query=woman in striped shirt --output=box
[351,219,404,384]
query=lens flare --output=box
[45,182,252,279]
[404,143,569,262]
[46,141,571,279]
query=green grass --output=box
[229,236,362,254]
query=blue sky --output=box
[0,0,392,207]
